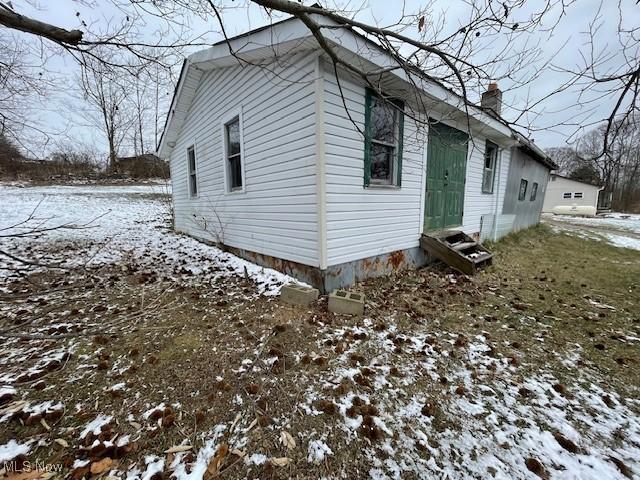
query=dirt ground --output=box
[1,225,639,479]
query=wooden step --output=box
[420,231,493,275]
[451,241,477,251]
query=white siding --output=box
[169,51,319,267]
[321,65,512,266]
[461,139,512,237]
[322,66,427,267]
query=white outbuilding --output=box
[158,16,556,291]
[542,174,605,216]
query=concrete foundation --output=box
[182,231,430,294]
[328,290,365,315]
[280,283,319,307]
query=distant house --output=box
[116,154,169,178]
[542,174,607,215]
[158,17,556,291]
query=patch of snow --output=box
[0,386,16,397]
[0,439,31,462]
[79,414,112,439]
[141,455,164,480]
[0,185,303,295]
[307,440,333,464]
[171,424,227,480]
[142,403,165,420]
[604,233,640,251]
[72,459,90,469]
[245,453,268,465]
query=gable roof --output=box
[550,173,603,189]
[157,15,556,170]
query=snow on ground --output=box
[0,184,300,295]
[549,212,640,234]
[300,321,640,480]
[543,212,640,251]
[0,439,31,462]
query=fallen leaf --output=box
[164,445,192,454]
[207,443,229,476]
[40,418,51,431]
[269,457,291,467]
[54,438,68,448]
[129,421,142,429]
[279,430,296,450]
[230,448,245,458]
[90,457,114,474]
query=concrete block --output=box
[280,283,319,307]
[328,290,365,316]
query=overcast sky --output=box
[11,0,640,156]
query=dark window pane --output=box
[371,97,396,144]
[226,118,240,156]
[370,143,393,182]
[190,173,197,196]
[484,145,495,169]
[518,179,528,201]
[530,183,538,201]
[188,147,196,173]
[229,155,242,189]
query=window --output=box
[187,145,197,197]
[574,192,583,199]
[364,89,404,186]
[225,116,243,191]
[530,182,538,201]
[518,179,528,201]
[482,141,498,193]
[563,192,572,199]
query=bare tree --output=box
[0,0,638,156]
[78,56,133,171]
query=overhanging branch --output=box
[0,3,83,45]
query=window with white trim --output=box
[563,192,572,199]
[364,89,404,187]
[574,192,583,199]
[482,141,498,193]
[225,116,242,191]
[187,145,197,197]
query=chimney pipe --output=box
[481,83,502,116]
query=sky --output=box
[8,0,640,157]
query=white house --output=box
[542,174,605,216]
[158,16,555,291]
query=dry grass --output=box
[1,225,638,478]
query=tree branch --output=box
[0,3,83,45]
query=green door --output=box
[424,121,468,231]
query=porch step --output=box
[420,230,493,275]
[451,241,477,252]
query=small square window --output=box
[530,182,538,201]
[187,146,197,197]
[563,192,572,199]
[574,192,583,199]
[482,141,498,193]
[518,179,528,201]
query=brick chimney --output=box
[481,82,502,116]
